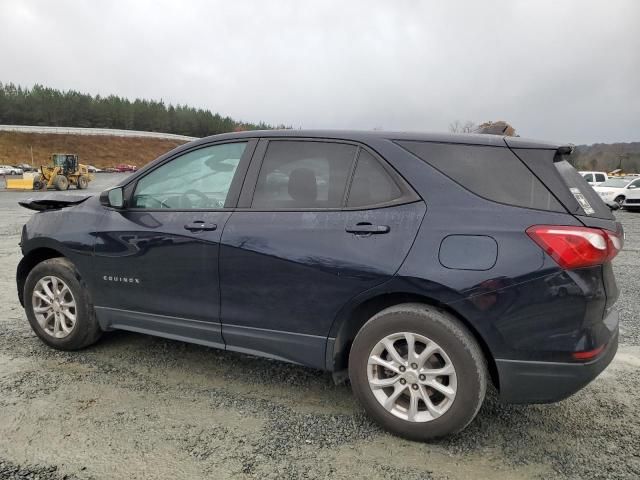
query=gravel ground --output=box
[0,174,638,479]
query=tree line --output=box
[0,83,282,137]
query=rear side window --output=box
[252,141,357,209]
[583,173,594,182]
[347,150,402,207]
[397,141,564,212]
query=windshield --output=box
[599,179,631,188]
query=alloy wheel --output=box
[367,332,457,422]
[31,276,77,339]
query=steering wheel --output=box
[140,196,171,209]
[182,189,212,208]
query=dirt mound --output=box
[0,131,188,169]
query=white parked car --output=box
[87,165,102,173]
[0,165,24,175]
[579,171,608,186]
[594,177,640,206]
[623,185,640,211]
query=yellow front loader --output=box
[33,154,94,191]
[5,154,94,191]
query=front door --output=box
[91,141,253,348]
[220,140,425,368]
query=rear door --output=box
[219,138,426,368]
[91,140,255,347]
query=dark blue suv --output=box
[16,130,622,440]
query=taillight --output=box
[526,225,622,269]
[572,345,605,360]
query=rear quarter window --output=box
[346,150,403,207]
[397,141,564,212]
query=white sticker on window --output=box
[570,187,595,215]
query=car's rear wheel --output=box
[349,303,487,440]
[24,258,102,350]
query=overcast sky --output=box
[1,0,638,144]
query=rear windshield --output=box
[554,158,613,219]
[397,141,565,212]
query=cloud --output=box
[1,0,638,144]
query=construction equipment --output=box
[32,154,94,191]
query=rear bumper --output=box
[496,312,619,404]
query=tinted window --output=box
[133,142,246,209]
[554,159,612,218]
[398,141,564,212]
[347,150,402,207]
[583,173,594,182]
[629,179,640,189]
[252,141,357,209]
[595,174,606,182]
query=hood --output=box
[19,194,93,211]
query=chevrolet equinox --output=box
[16,130,622,440]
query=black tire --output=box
[349,303,487,441]
[53,175,68,191]
[614,195,625,206]
[24,258,102,350]
[77,175,89,190]
[33,174,46,190]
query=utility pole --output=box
[29,145,34,167]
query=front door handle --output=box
[184,221,217,232]
[346,222,390,235]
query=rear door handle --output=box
[346,222,390,234]
[184,221,217,232]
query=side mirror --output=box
[100,187,125,208]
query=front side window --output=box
[583,173,594,182]
[595,174,606,182]
[132,142,246,209]
[251,141,357,209]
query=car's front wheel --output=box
[24,258,102,350]
[349,303,487,440]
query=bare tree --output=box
[449,120,476,133]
